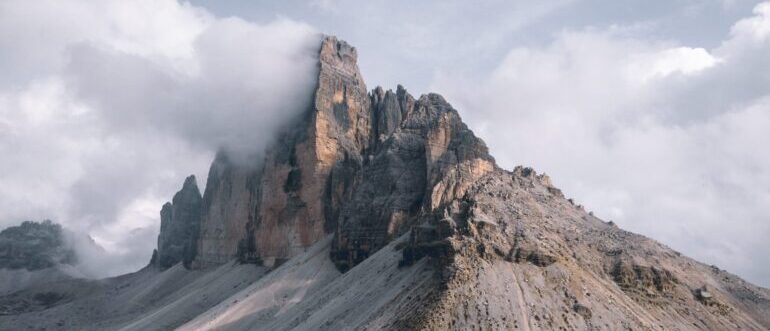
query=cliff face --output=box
[191,36,373,268]
[153,175,202,269]
[164,35,495,270]
[330,89,495,271]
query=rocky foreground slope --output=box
[1,36,768,330]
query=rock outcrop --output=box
[330,89,495,271]
[397,167,770,330]
[153,175,202,269]
[155,35,497,271]
[189,36,372,268]
[0,220,76,270]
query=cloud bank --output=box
[432,2,770,286]
[0,0,319,277]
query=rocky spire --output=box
[154,175,202,269]
[190,35,373,268]
[156,35,497,271]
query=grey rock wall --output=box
[154,175,202,269]
[158,35,496,271]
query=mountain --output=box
[1,36,768,331]
[151,175,203,269]
[0,220,76,271]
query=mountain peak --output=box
[154,174,203,269]
[320,35,357,64]
[181,175,198,191]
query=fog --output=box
[0,0,319,277]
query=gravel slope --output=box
[0,261,266,330]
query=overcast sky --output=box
[1,0,769,287]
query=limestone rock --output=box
[181,34,497,271]
[193,152,261,267]
[155,175,202,269]
[191,35,371,268]
[330,91,495,271]
[398,169,770,330]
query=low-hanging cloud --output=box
[432,2,770,287]
[0,0,320,277]
[67,17,319,162]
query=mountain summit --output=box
[2,36,768,331]
[175,36,496,273]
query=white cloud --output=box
[628,47,720,83]
[731,2,770,41]
[432,2,770,286]
[0,0,212,86]
[0,0,319,277]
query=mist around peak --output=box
[0,0,322,277]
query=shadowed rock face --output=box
[154,175,202,269]
[330,90,495,271]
